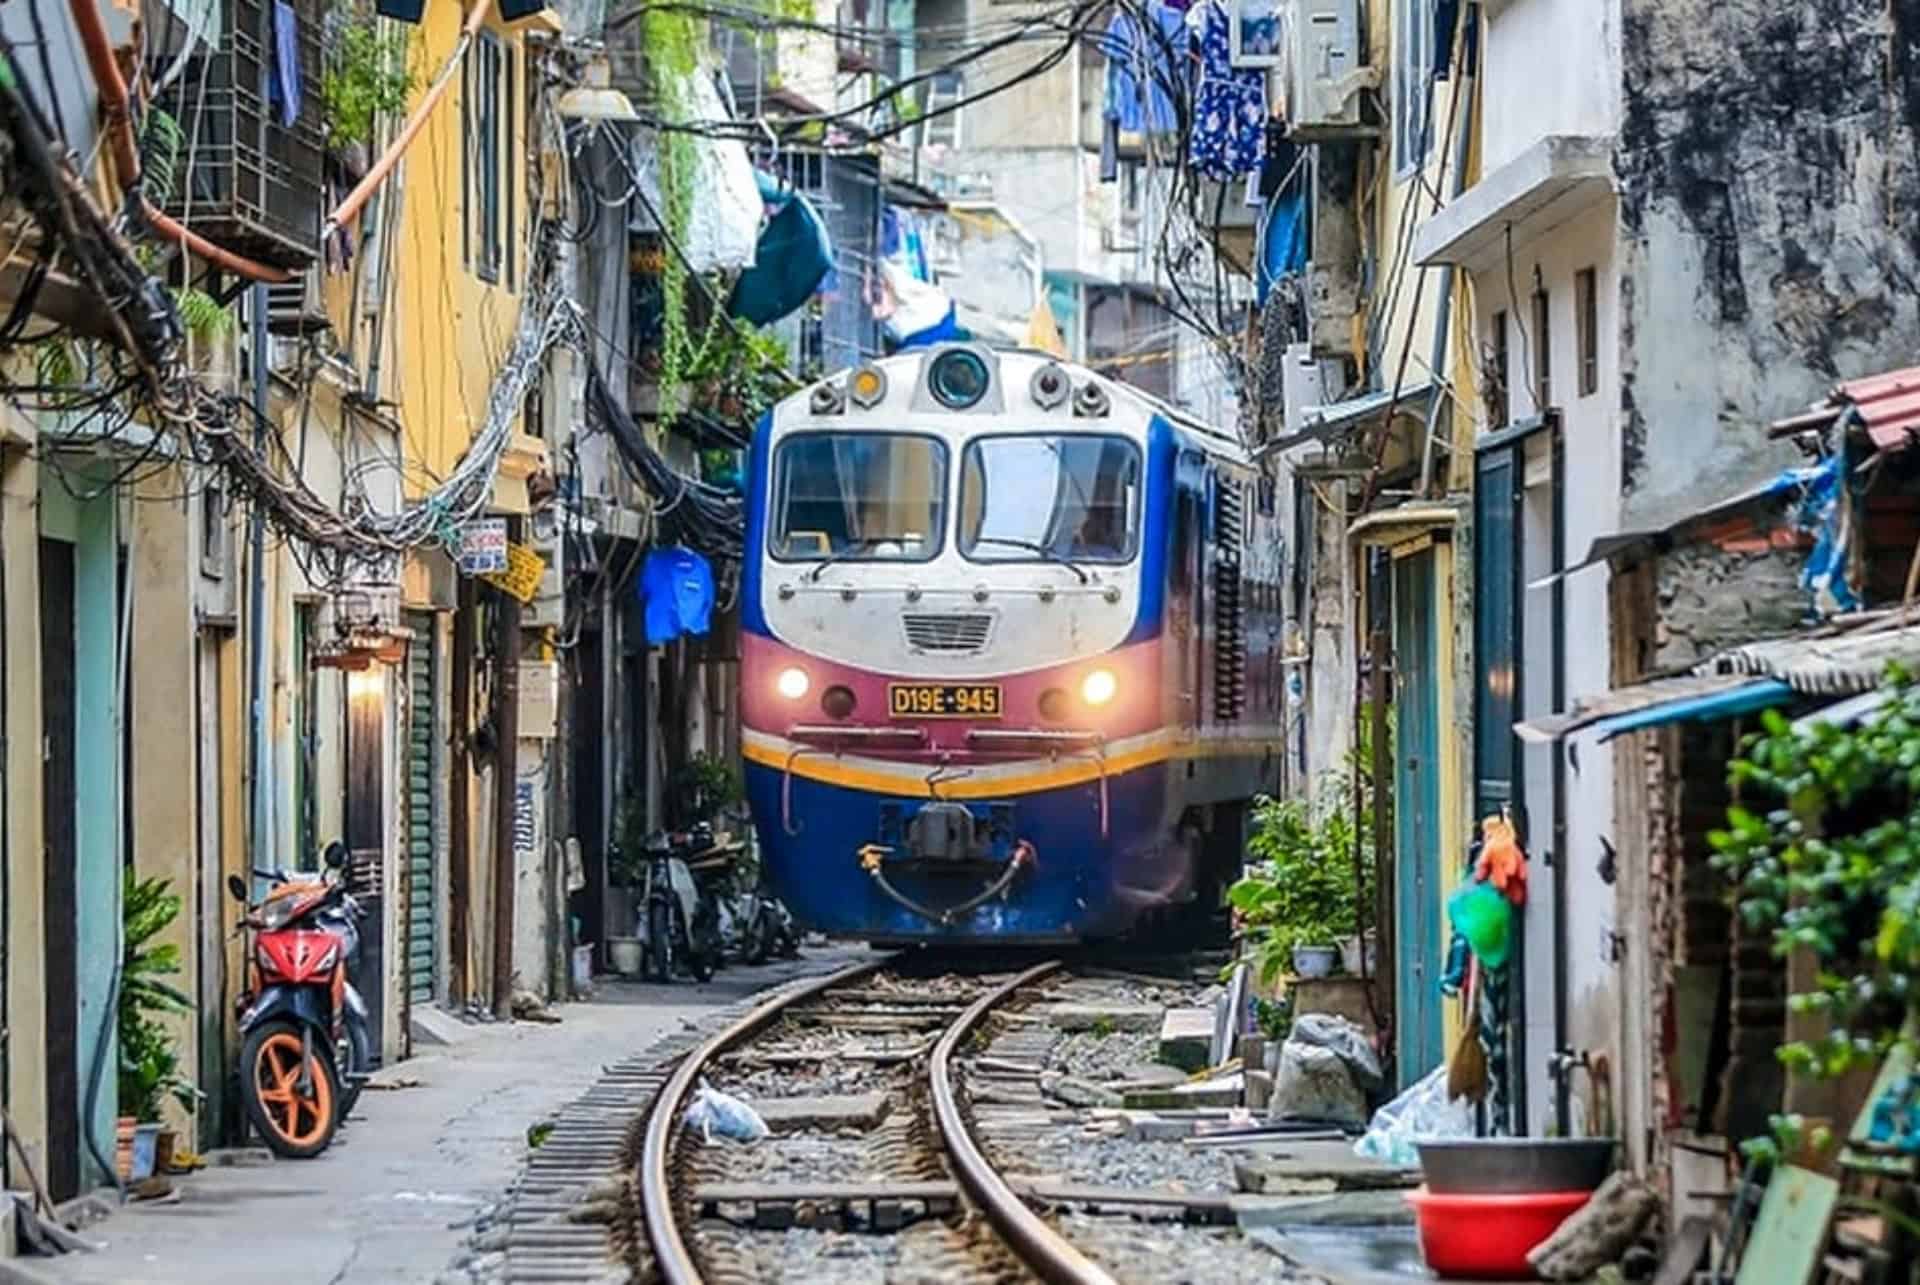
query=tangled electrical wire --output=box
[0,35,592,592]
[585,356,745,561]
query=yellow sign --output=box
[483,542,546,603]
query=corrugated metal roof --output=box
[1768,364,1920,452]
[1699,615,1920,694]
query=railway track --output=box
[594,952,1312,1285]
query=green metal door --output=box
[1393,547,1444,1083]
[404,613,438,1008]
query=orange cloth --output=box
[1474,813,1528,905]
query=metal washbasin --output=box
[1414,1138,1616,1194]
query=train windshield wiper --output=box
[805,537,886,583]
[972,536,1090,584]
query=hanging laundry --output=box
[1255,190,1307,307]
[639,547,716,645]
[1097,1,1186,135]
[1189,0,1267,180]
[268,1,302,128]
[727,187,832,326]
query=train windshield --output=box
[959,434,1141,565]
[771,432,947,561]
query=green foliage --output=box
[173,287,235,343]
[1709,668,1920,1083]
[34,337,79,388]
[1227,732,1378,987]
[118,870,196,1123]
[685,322,792,421]
[669,751,743,827]
[321,12,417,149]
[610,796,649,887]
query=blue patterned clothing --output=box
[1188,0,1266,179]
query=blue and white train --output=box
[739,344,1287,944]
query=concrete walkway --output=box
[12,949,860,1285]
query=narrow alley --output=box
[3,0,1920,1281]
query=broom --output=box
[1448,956,1489,1104]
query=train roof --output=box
[810,345,1252,463]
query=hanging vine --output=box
[641,6,703,403]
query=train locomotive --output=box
[739,344,1287,944]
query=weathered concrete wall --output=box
[1617,0,1920,529]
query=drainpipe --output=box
[491,557,523,1020]
[1550,423,1570,1135]
[1419,6,1479,497]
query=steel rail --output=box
[929,960,1119,1285]
[643,957,891,1284]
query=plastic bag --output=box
[1353,1066,1473,1167]
[1448,880,1514,968]
[1289,1013,1385,1093]
[682,1080,769,1144]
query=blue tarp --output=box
[728,177,833,326]
[1589,679,1795,743]
[1257,191,1308,307]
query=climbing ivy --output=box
[321,7,417,149]
[639,0,809,402]
[1709,669,1920,1083]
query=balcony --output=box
[157,0,327,270]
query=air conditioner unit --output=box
[267,271,329,337]
[1281,341,1328,436]
[1289,0,1365,138]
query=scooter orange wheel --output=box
[241,1020,341,1158]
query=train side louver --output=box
[902,612,994,654]
[1214,481,1248,720]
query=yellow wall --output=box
[377,1,544,491]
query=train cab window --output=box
[771,433,947,561]
[958,434,1141,565]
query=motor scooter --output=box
[641,827,723,982]
[225,841,372,1158]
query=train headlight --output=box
[1081,668,1118,706]
[849,365,887,409]
[928,350,990,409]
[776,667,811,700]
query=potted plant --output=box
[1227,732,1377,991]
[118,870,197,1179]
[606,798,649,975]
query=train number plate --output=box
[888,683,1003,719]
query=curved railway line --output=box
[503,952,1321,1285]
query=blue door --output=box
[1393,547,1444,1084]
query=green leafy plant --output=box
[321,12,417,149]
[1709,668,1920,1082]
[610,796,650,887]
[118,870,196,1123]
[684,323,792,421]
[1228,732,1377,987]
[173,287,235,344]
[669,751,743,828]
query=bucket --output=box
[129,1123,162,1182]
[1406,1187,1591,1278]
[571,944,595,992]
[608,937,643,977]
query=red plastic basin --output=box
[1404,1186,1593,1279]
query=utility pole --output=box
[491,543,522,1019]
[449,574,475,1005]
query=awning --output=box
[1348,503,1460,547]
[1514,673,1794,745]
[1526,467,1817,590]
[1768,364,1920,453]
[1255,380,1435,456]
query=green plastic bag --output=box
[1448,880,1513,969]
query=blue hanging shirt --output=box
[640,547,715,645]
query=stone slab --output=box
[750,1092,893,1134]
[1287,978,1379,1037]
[1234,1140,1421,1194]
[1233,1189,1417,1229]
[1038,1004,1164,1033]
[1158,1007,1215,1072]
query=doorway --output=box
[1392,545,1444,1082]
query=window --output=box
[1394,0,1434,174]
[922,70,964,150]
[200,484,227,579]
[772,433,947,561]
[1491,310,1510,428]
[1532,287,1552,411]
[465,32,512,284]
[1575,267,1598,397]
[959,434,1142,565]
